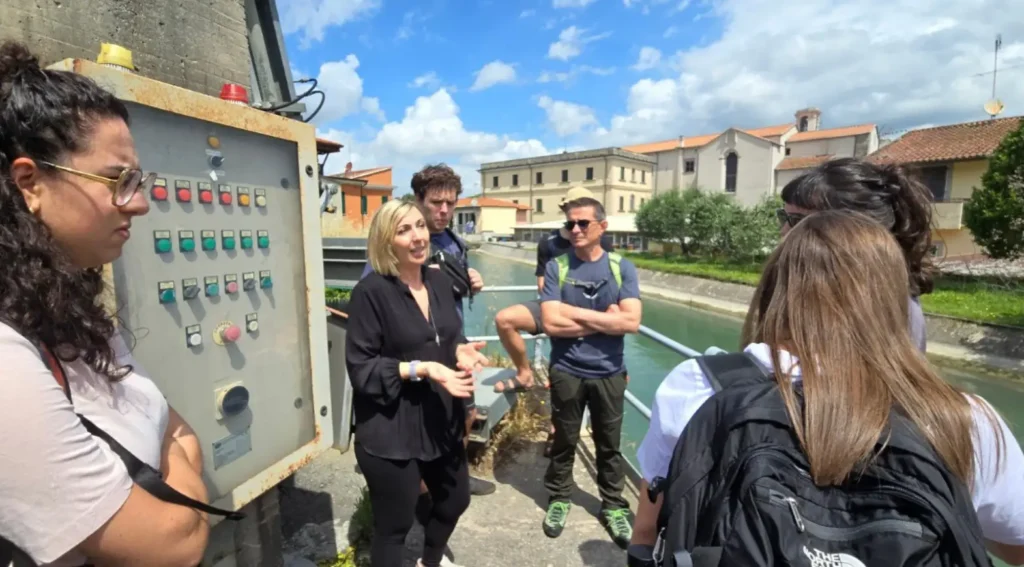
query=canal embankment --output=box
[477,242,1024,375]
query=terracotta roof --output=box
[747,123,795,138]
[456,197,530,210]
[621,138,681,154]
[777,154,834,171]
[316,137,343,154]
[867,116,1023,165]
[787,123,875,142]
[346,166,392,179]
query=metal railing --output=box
[467,285,721,479]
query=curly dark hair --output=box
[411,163,462,200]
[0,40,132,378]
[780,157,936,296]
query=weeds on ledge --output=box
[318,487,373,567]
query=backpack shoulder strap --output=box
[35,343,244,521]
[694,352,772,392]
[556,254,570,288]
[607,252,622,287]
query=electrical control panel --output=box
[50,59,332,516]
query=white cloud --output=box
[279,0,381,47]
[663,25,679,38]
[309,55,381,124]
[319,90,549,195]
[538,96,599,136]
[548,26,612,61]
[520,9,537,17]
[470,61,518,92]
[553,0,596,7]
[409,72,441,89]
[538,65,616,83]
[623,0,673,13]
[633,47,662,70]
[589,0,1024,147]
[360,97,386,121]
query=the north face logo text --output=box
[802,546,867,567]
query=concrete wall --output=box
[1,0,250,97]
[695,130,777,207]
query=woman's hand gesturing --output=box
[425,362,476,399]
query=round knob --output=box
[155,239,172,253]
[241,236,253,249]
[246,320,259,332]
[239,194,251,206]
[206,284,219,296]
[210,155,225,168]
[177,188,191,201]
[257,235,270,248]
[226,281,239,294]
[180,238,195,252]
[260,276,273,289]
[220,192,232,205]
[183,285,199,299]
[220,325,242,343]
[219,385,250,417]
[151,186,168,201]
[159,289,176,304]
[202,237,216,250]
[223,237,236,250]
[187,332,202,347]
[255,195,267,207]
[199,191,213,204]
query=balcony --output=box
[932,200,965,230]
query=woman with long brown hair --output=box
[632,211,1024,565]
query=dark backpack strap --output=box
[37,344,244,521]
[694,352,771,392]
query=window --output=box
[512,199,518,204]
[629,194,635,211]
[641,171,646,184]
[799,116,809,132]
[631,168,636,182]
[640,198,645,207]
[619,196,624,212]
[536,199,543,212]
[341,192,346,214]
[561,169,569,183]
[512,174,519,186]
[930,241,946,258]
[918,165,948,201]
[620,167,625,181]
[360,195,368,214]
[536,171,543,184]
[586,167,594,180]
[785,147,792,156]
[492,176,498,188]
[725,152,738,193]
[381,195,388,204]
[684,159,695,173]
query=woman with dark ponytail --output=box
[777,157,936,351]
[0,41,210,566]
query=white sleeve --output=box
[636,359,716,483]
[0,332,133,564]
[969,395,1024,545]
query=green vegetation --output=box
[325,287,352,306]
[624,252,1024,327]
[318,487,373,567]
[963,117,1024,260]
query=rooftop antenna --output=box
[985,34,1005,119]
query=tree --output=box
[634,189,699,255]
[963,118,1024,260]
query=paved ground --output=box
[279,433,640,567]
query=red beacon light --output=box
[219,83,249,106]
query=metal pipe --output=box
[624,390,652,419]
[638,326,701,358]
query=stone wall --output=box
[0,0,250,97]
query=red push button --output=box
[220,192,232,205]
[176,188,191,202]
[199,190,213,204]
[151,186,168,201]
[220,325,242,343]
[225,281,239,294]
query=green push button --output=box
[260,275,273,289]
[257,235,269,249]
[159,289,176,304]
[202,237,216,251]
[155,238,171,254]
[241,236,253,249]
[206,284,219,297]
[223,236,236,250]
[180,237,195,252]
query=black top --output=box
[535,229,616,277]
[345,266,468,461]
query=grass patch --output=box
[624,252,1024,327]
[325,287,352,303]
[318,487,373,567]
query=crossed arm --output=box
[541,298,642,338]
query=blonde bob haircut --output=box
[367,199,421,277]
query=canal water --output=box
[463,250,1024,461]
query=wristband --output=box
[409,360,423,382]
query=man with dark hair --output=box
[360,164,495,513]
[538,196,641,549]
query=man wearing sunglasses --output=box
[537,196,641,549]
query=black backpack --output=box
[429,229,475,304]
[646,352,993,567]
[0,342,244,567]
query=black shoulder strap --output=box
[37,344,244,521]
[695,352,772,392]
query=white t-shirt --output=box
[636,342,1024,546]
[0,322,170,566]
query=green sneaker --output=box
[542,501,571,538]
[601,508,634,549]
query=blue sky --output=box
[278,0,1024,195]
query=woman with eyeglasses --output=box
[776,157,936,352]
[0,41,210,566]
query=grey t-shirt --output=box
[540,252,641,379]
[909,296,927,353]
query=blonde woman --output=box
[346,199,488,567]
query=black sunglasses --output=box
[776,208,807,228]
[564,219,596,231]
